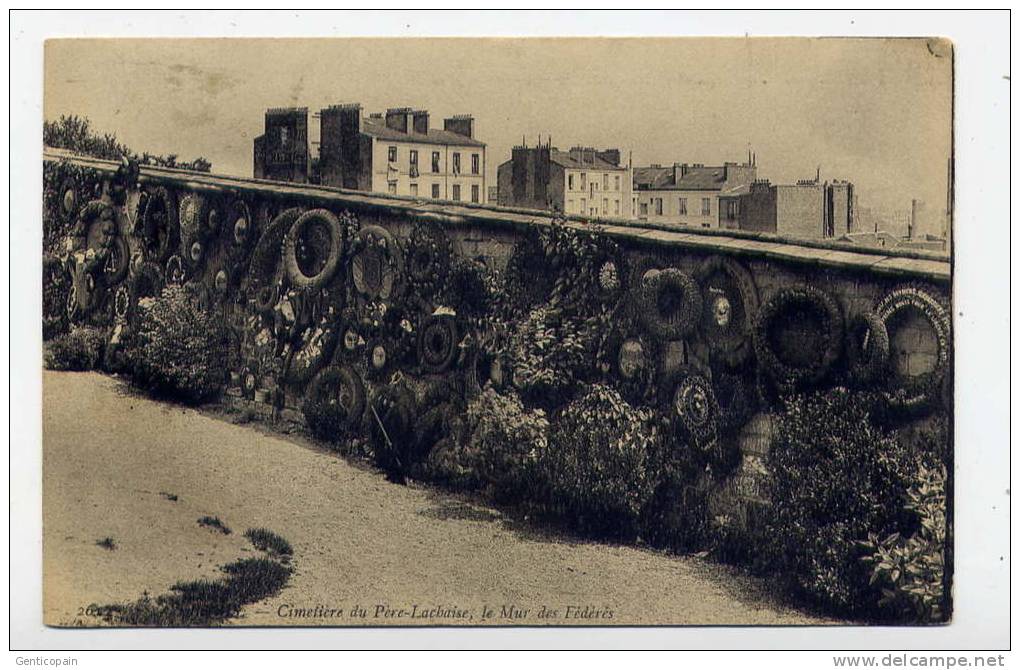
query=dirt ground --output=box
[43,371,832,627]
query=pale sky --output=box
[45,37,953,235]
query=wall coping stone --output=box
[43,147,951,284]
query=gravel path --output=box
[43,371,830,627]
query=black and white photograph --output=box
[8,9,1011,657]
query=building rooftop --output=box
[548,149,627,172]
[634,164,749,191]
[362,116,486,148]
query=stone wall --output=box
[42,149,952,513]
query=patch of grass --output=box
[197,516,232,535]
[93,557,291,627]
[96,537,116,550]
[159,492,179,502]
[244,528,293,558]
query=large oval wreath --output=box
[417,314,460,374]
[753,285,844,389]
[635,267,703,341]
[56,175,81,224]
[504,229,553,311]
[247,207,303,293]
[350,225,403,303]
[874,283,951,418]
[284,324,338,388]
[225,198,254,257]
[694,256,759,369]
[302,364,366,441]
[178,192,209,270]
[141,186,178,263]
[845,310,890,387]
[283,208,344,291]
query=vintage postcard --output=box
[38,35,955,631]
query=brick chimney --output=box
[596,149,621,166]
[385,107,413,133]
[444,115,474,139]
[673,162,688,184]
[412,110,429,135]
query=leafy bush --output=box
[45,326,107,371]
[128,285,229,404]
[508,304,607,409]
[465,387,550,502]
[760,387,918,617]
[537,384,661,540]
[860,462,948,623]
[640,443,713,553]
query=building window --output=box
[471,184,479,203]
[388,146,397,163]
[409,150,419,177]
[614,175,620,191]
[410,183,418,197]
[432,183,440,199]
[702,223,711,228]
[701,198,711,216]
[453,153,461,174]
[602,198,608,215]
[603,174,609,190]
[639,202,648,216]
[655,198,663,216]
[568,174,574,190]
[567,199,574,213]
[388,182,397,195]
[471,154,480,175]
[678,197,687,215]
[581,198,587,213]
[280,127,289,145]
[726,200,739,219]
[614,199,620,215]
[452,184,461,201]
[431,151,440,173]
[580,173,587,190]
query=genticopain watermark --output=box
[833,655,1006,668]
[14,659,78,666]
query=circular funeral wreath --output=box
[417,314,460,375]
[350,225,403,303]
[753,285,844,389]
[845,310,890,387]
[711,368,757,437]
[635,267,703,341]
[660,367,719,449]
[102,233,131,287]
[302,364,367,440]
[283,208,344,291]
[694,255,759,370]
[141,187,178,263]
[226,198,254,254]
[405,223,452,298]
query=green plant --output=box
[198,516,232,535]
[760,387,918,617]
[244,528,293,558]
[94,557,290,626]
[465,387,550,503]
[860,462,948,623]
[538,384,661,540]
[508,304,607,409]
[45,326,107,371]
[128,285,230,404]
[44,115,212,171]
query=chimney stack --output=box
[444,115,474,138]
[385,107,413,133]
[412,110,429,134]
